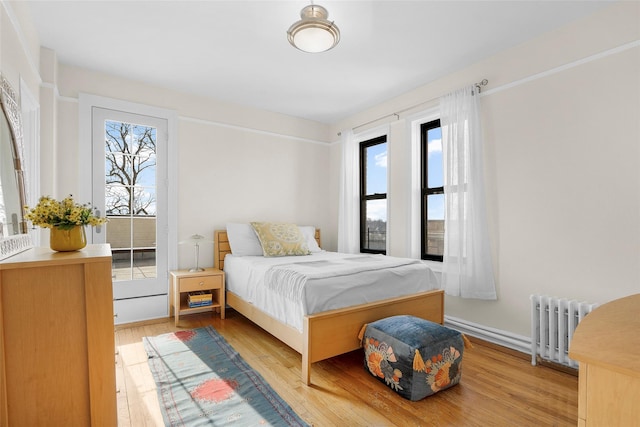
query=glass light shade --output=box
[291,27,336,53]
[287,4,340,53]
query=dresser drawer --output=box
[179,275,223,292]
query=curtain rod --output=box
[339,79,488,136]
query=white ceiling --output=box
[24,1,613,124]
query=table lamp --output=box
[179,234,213,272]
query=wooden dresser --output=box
[569,293,640,426]
[0,244,116,426]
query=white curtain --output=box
[337,129,359,253]
[440,86,497,299]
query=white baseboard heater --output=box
[530,295,599,368]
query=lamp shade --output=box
[179,234,213,246]
[287,4,340,53]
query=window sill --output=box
[420,259,443,273]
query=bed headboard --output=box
[213,228,321,270]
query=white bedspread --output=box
[224,252,438,332]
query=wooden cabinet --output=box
[0,244,116,427]
[569,294,640,426]
[170,268,225,326]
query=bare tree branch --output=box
[104,121,156,215]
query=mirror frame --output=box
[0,75,32,260]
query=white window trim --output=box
[406,107,440,259]
[354,124,389,253]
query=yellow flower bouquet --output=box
[24,195,107,230]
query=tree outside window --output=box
[105,120,157,216]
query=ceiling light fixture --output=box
[287,3,340,53]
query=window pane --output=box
[426,194,444,256]
[365,142,387,194]
[363,199,386,251]
[135,152,156,187]
[107,216,132,250]
[106,153,132,184]
[108,216,133,281]
[132,216,156,249]
[105,185,131,215]
[131,186,157,216]
[105,120,128,153]
[131,125,156,152]
[427,126,443,188]
[131,216,156,279]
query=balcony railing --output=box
[363,229,386,251]
[107,216,157,280]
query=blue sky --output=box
[366,143,387,194]
[366,143,387,221]
[427,127,444,220]
[365,128,445,222]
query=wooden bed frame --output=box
[214,229,444,385]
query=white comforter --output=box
[224,252,438,332]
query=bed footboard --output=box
[301,289,444,385]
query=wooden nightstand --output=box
[169,268,225,326]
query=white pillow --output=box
[299,225,322,253]
[226,223,263,256]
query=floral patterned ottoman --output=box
[361,315,464,401]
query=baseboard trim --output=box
[114,316,170,331]
[535,356,579,376]
[444,315,531,356]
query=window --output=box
[104,119,158,280]
[421,119,443,261]
[91,106,170,301]
[360,135,387,254]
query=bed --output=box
[214,227,444,385]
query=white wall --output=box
[0,2,40,96]
[330,2,640,338]
[51,65,332,270]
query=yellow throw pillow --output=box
[250,222,310,257]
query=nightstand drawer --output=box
[179,275,222,292]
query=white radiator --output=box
[530,295,599,368]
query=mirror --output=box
[0,75,32,260]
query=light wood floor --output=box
[115,310,578,426]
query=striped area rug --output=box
[143,326,309,426]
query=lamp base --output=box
[189,267,205,272]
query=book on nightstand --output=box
[188,291,213,308]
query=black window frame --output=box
[359,135,387,255]
[420,119,443,261]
